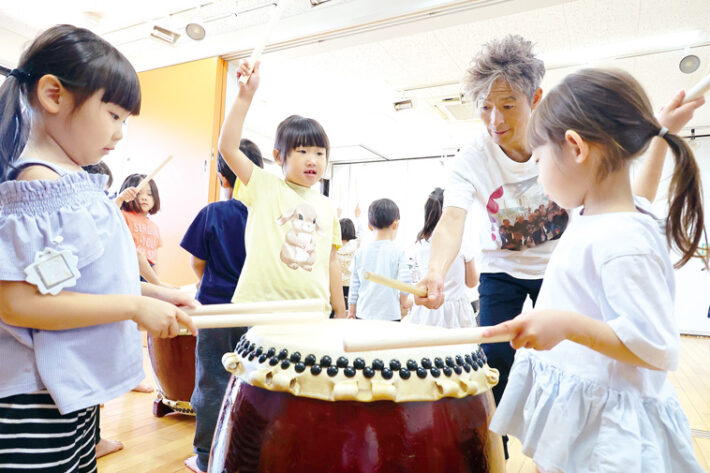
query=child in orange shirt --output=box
[119,173,163,273]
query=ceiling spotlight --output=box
[679,54,700,74]
[150,25,180,45]
[393,99,414,111]
[186,22,206,40]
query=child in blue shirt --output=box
[349,198,413,320]
[181,140,264,473]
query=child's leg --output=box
[190,326,248,471]
[94,405,124,459]
[0,391,98,472]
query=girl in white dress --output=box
[485,69,707,473]
[408,188,478,328]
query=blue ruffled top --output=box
[0,160,144,414]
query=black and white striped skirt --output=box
[0,391,97,473]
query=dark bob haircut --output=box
[339,218,356,241]
[274,115,330,164]
[119,173,160,214]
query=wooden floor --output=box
[98,336,710,473]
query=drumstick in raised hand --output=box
[683,72,710,103]
[185,298,328,316]
[364,272,427,297]
[135,155,173,193]
[343,327,513,352]
[238,1,284,85]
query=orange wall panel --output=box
[124,57,226,286]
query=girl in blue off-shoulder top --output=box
[0,25,198,472]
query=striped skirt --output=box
[0,391,97,473]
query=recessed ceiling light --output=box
[186,22,206,41]
[679,54,701,74]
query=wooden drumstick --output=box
[683,73,710,103]
[190,311,325,329]
[364,271,427,297]
[143,311,326,334]
[238,1,284,85]
[185,298,328,316]
[343,327,514,352]
[135,155,173,193]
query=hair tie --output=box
[8,68,31,83]
[657,126,668,138]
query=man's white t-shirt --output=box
[445,128,569,279]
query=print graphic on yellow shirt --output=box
[232,165,341,307]
[277,202,323,271]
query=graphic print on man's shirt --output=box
[277,202,323,271]
[486,176,569,251]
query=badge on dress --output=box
[24,236,80,295]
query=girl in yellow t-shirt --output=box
[218,60,345,318]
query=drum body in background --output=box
[146,333,196,416]
[209,320,505,473]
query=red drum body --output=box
[209,320,504,472]
[211,378,503,473]
[146,333,196,416]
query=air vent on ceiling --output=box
[429,95,475,121]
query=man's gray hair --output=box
[462,35,545,105]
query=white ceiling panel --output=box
[637,0,710,38]
[562,0,641,50]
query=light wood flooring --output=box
[97,336,710,473]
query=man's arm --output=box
[415,206,467,308]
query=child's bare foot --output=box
[131,383,153,393]
[96,438,123,458]
[184,455,206,473]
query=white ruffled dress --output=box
[489,202,704,473]
[407,239,477,328]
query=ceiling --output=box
[2,0,710,162]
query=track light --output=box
[393,99,414,111]
[150,25,180,45]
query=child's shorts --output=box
[0,390,98,472]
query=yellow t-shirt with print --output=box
[232,165,341,309]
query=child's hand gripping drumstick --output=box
[238,1,284,85]
[363,271,427,297]
[135,155,173,193]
